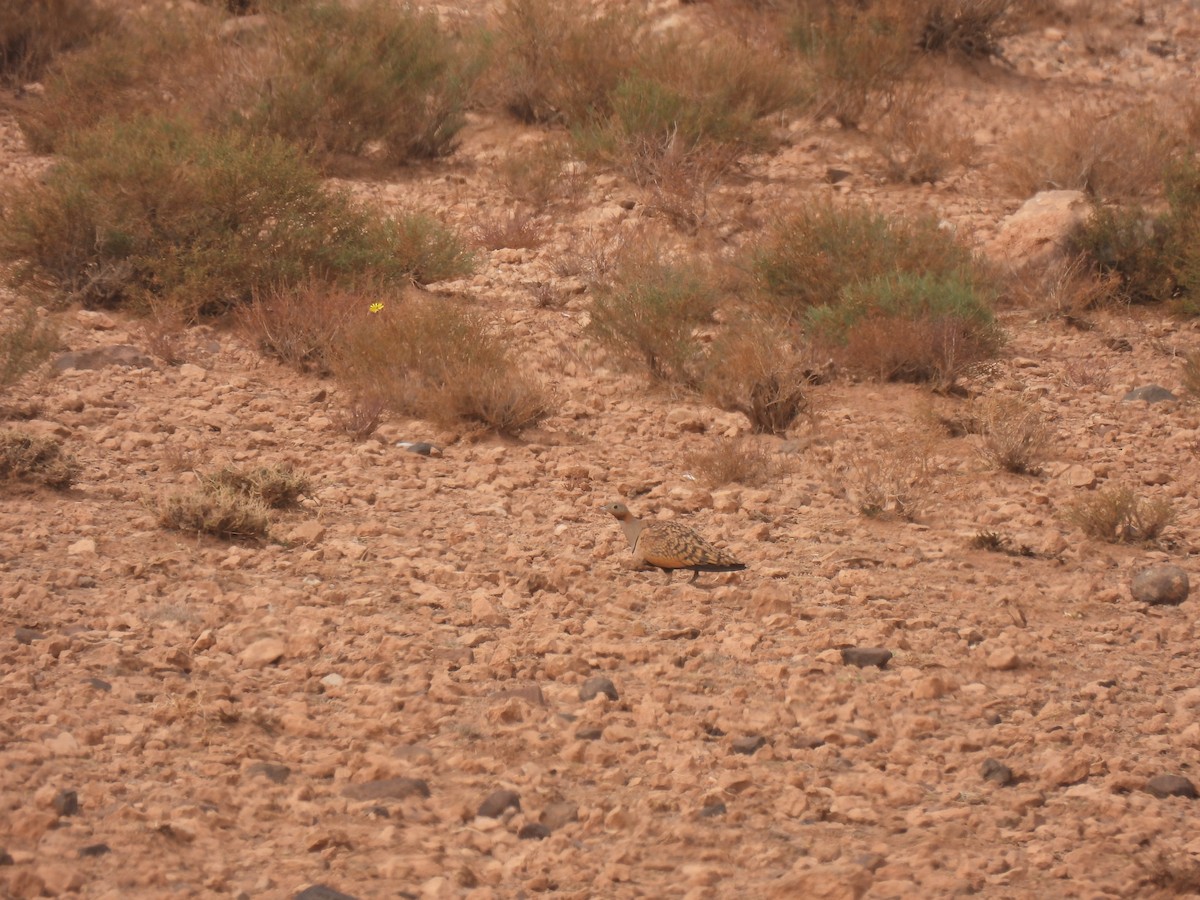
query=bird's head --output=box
[601,501,632,521]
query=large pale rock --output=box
[988,190,1092,270]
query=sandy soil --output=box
[2,2,1200,898]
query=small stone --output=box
[731,735,767,755]
[699,802,727,818]
[470,594,509,627]
[1062,465,1096,488]
[52,345,154,372]
[294,886,359,900]
[1123,385,1177,404]
[66,538,96,556]
[518,823,551,840]
[51,790,79,817]
[178,363,206,381]
[238,637,286,669]
[85,677,111,692]
[1130,565,1189,606]
[0,848,12,865]
[246,762,291,784]
[841,647,892,668]
[981,758,1014,786]
[287,521,327,546]
[396,441,440,457]
[14,628,46,645]
[579,676,619,702]
[1145,774,1197,799]
[342,778,430,801]
[540,802,578,831]
[986,647,1021,671]
[320,673,345,689]
[477,789,521,819]
[78,844,110,858]
[75,310,116,330]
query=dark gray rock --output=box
[1122,385,1177,404]
[579,676,619,702]
[477,789,521,819]
[981,758,1014,786]
[53,345,154,372]
[294,886,359,900]
[518,823,551,840]
[52,790,79,816]
[699,802,727,818]
[841,647,893,668]
[1145,774,1198,799]
[14,627,46,645]
[342,778,430,802]
[246,762,291,784]
[78,844,110,858]
[1131,565,1189,606]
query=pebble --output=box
[981,759,1014,786]
[238,637,286,668]
[731,735,767,755]
[477,789,521,819]
[14,627,46,645]
[1144,774,1197,799]
[78,843,110,858]
[518,823,551,840]
[579,676,619,702]
[986,648,1021,671]
[1130,565,1189,606]
[51,790,79,817]
[294,886,359,900]
[841,648,893,668]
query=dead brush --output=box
[238,281,377,375]
[974,394,1051,475]
[471,210,546,250]
[1007,255,1123,318]
[871,80,976,184]
[334,392,387,440]
[841,429,935,520]
[0,429,79,489]
[0,303,57,390]
[156,485,271,541]
[703,319,817,435]
[914,0,1024,58]
[999,104,1182,201]
[202,464,310,509]
[1183,351,1200,399]
[0,0,115,86]
[685,437,775,488]
[498,138,587,209]
[1064,484,1175,544]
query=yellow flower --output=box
[368,302,384,314]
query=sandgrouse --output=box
[603,501,747,584]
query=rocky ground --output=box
[3,1,1200,898]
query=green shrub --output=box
[0,430,78,488]
[587,253,721,385]
[249,0,486,164]
[752,203,979,320]
[0,0,114,86]
[15,5,230,153]
[335,296,553,436]
[0,116,473,318]
[807,272,1002,386]
[0,304,57,391]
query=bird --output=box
[602,501,747,584]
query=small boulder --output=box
[1130,565,1189,606]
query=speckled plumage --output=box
[602,502,747,583]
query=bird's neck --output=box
[620,517,644,549]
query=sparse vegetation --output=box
[975,394,1051,474]
[970,530,1036,557]
[751,203,981,321]
[871,83,976,184]
[0,429,79,489]
[702,319,816,434]
[203,464,310,509]
[247,0,486,165]
[843,429,934,520]
[807,272,1002,388]
[1064,485,1176,544]
[1183,351,1200,399]
[588,250,720,386]
[157,485,272,540]
[0,0,114,86]
[0,304,57,390]
[335,295,553,436]
[685,438,775,488]
[1,115,473,319]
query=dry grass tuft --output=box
[975,394,1051,474]
[335,295,554,436]
[157,485,271,541]
[238,281,369,375]
[0,429,79,489]
[0,0,115,86]
[1183,351,1200,400]
[1,304,57,390]
[1006,255,1123,317]
[202,464,310,509]
[685,438,775,488]
[842,429,934,520]
[1064,485,1175,544]
[703,319,817,434]
[472,210,547,250]
[334,392,387,440]
[871,81,976,184]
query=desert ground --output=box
[2,1,1200,898]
